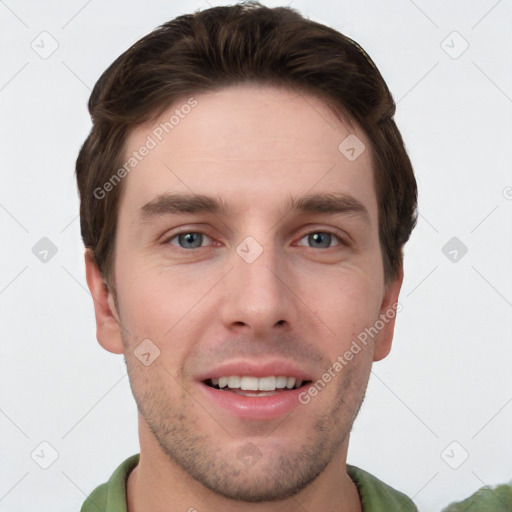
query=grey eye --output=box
[298,232,342,249]
[169,232,210,249]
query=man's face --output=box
[89,84,402,501]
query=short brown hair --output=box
[76,0,417,288]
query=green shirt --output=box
[80,453,418,511]
[442,481,512,511]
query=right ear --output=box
[84,248,124,354]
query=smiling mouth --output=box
[203,376,312,396]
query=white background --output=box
[1,1,511,511]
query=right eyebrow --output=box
[139,193,231,221]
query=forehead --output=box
[119,84,376,222]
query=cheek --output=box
[309,271,383,346]
[115,260,211,358]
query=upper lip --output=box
[196,359,313,382]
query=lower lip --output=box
[198,382,308,421]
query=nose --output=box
[220,236,299,337]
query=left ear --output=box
[373,265,404,362]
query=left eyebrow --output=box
[284,192,371,226]
[138,192,371,226]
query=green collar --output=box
[81,454,417,512]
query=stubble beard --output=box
[123,339,369,503]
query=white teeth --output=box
[227,376,240,388]
[241,376,259,390]
[276,376,287,388]
[258,376,276,391]
[210,375,303,391]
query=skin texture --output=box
[85,84,403,512]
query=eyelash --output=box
[163,229,349,251]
